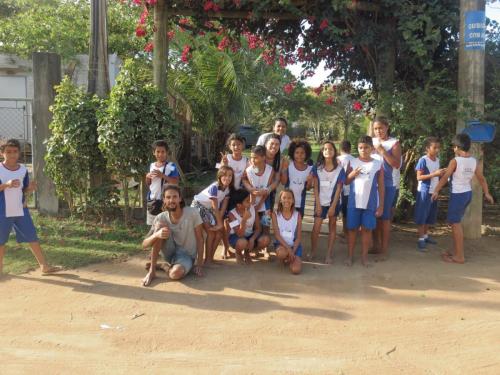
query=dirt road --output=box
[1,228,499,374]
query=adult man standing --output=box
[142,185,204,287]
[257,117,291,153]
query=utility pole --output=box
[457,0,486,239]
[88,0,110,97]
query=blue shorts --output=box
[160,237,194,274]
[447,191,472,224]
[380,186,397,220]
[341,194,349,218]
[228,233,265,249]
[273,241,303,257]
[314,204,340,219]
[414,190,438,225]
[346,207,376,230]
[0,209,39,245]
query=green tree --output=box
[98,58,180,223]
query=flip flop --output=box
[41,266,62,275]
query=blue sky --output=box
[290,5,500,87]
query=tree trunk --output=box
[153,0,169,94]
[375,17,396,118]
[88,0,110,97]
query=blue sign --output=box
[462,120,496,143]
[464,11,486,50]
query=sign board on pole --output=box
[464,10,486,50]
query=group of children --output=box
[0,114,493,277]
[145,117,494,273]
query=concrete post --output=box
[457,0,485,239]
[32,52,61,216]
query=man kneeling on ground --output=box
[142,185,204,286]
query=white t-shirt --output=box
[451,156,477,194]
[287,161,312,209]
[0,163,28,217]
[219,154,248,190]
[276,210,299,246]
[337,154,355,195]
[229,206,256,236]
[257,133,290,153]
[245,164,273,212]
[193,182,230,209]
[148,161,178,200]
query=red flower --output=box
[325,96,335,105]
[132,0,142,5]
[179,18,190,25]
[283,82,296,95]
[146,0,157,5]
[313,85,323,96]
[262,49,275,65]
[139,9,149,24]
[212,3,221,12]
[352,101,363,111]
[203,1,214,11]
[144,42,154,52]
[198,31,206,36]
[181,45,191,63]
[279,55,286,68]
[135,25,147,37]
[319,19,329,31]
[204,21,215,29]
[230,41,241,53]
[218,36,230,51]
[167,30,175,40]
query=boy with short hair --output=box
[414,137,446,250]
[146,140,180,225]
[345,136,384,267]
[0,139,59,276]
[432,134,493,264]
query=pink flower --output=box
[179,18,190,25]
[325,96,335,105]
[212,3,221,12]
[139,9,149,24]
[144,42,154,52]
[283,82,296,95]
[181,45,191,62]
[313,86,323,96]
[319,19,329,31]
[218,36,230,51]
[132,0,142,5]
[135,25,147,37]
[279,55,286,68]
[167,30,175,40]
[146,0,157,5]
[352,101,363,111]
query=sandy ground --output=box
[1,226,500,375]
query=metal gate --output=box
[0,97,35,207]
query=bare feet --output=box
[361,258,373,267]
[235,253,245,265]
[41,265,61,275]
[142,271,156,287]
[344,257,353,267]
[221,250,235,259]
[144,262,171,272]
[324,256,333,265]
[244,252,253,264]
[374,254,388,262]
[441,254,464,264]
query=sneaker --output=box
[417,240,427,251]
[425,237,437,245]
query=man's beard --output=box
[166,204,178,212]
